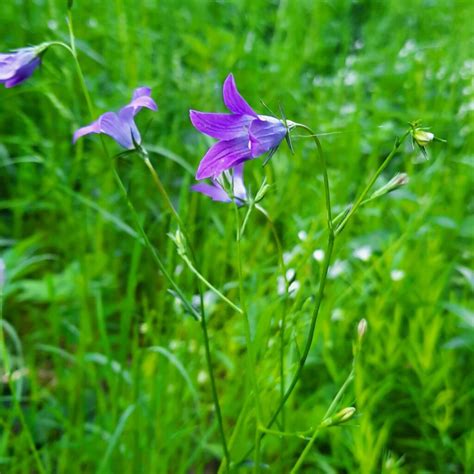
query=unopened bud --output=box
[168,229,187,257]
[371,173,409,200]
[321,407,356,427]
[255,178,270,203]
[357,318,367,342]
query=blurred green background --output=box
[1,0,473,472]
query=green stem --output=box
[238,125,334,465]
[233,203,263,474]
[181,255,243,314]
[112,169,200,320]
[66,12,95,117]
[255,205,289,431]
[239,202,254,238]
[291,368,354,473]
[335,131,410,236]
[142,153,231,468]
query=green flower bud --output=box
[255,178,270,203]
[168,229,187,257]
[357,318,368,343]
[413,130,434,147]
[370,173,409,200]
[409,121,445,159]
[321,407,356,427]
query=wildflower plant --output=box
[0,5,448,473]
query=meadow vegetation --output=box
[0,0,473,472]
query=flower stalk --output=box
[334,131,411,236]
[140,149,232,467]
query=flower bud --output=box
[168,229,187,257]
[413,130,434,147]
[370,173,409,200]
[321,407,356,427]
[357,318,367,343]
[255,178,270,203]
[409,121,445,159]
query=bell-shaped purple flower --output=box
[73,87,157,149]
[190,74,288,180]
[191,163,247,205]
[0,47,43,88]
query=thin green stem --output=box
[239,202,254,238]
[255,205,288,431]
[233,203,263,474]
[291,368,354,473]
[181,255,243,315]
[335,131,410,236]
[142,152,231,468]
[238,124,334,465]
[46,41,74,55]
[323,370,354,421]
[112,169,200,320]
[66,12,95,117]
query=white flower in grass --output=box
[197,370,208,385]
[328,260,348,279]
[353,245,372,262]
[298,230,307,241]
[288,280,300,298]
[390,269,405,281]
[312,249,325,262]
[331,308,345,321]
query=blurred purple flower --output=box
[190,74,288,180]
[191,163,247,205]
[0,47,42,88]
[73,87,157,149]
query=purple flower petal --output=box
[0,50,35,80]
[99,112,136,149]
[0,56,16,81]
[231,163,247,201]
[249,116,287,156]
[118,107,141,145]
[191,182,231,203]
[3,56,41,88]
[189,110,252,140]
[73,87,156,149]
[73,117,102,143]
[123,87,158,116]
[192,163,247,205]
[222,74,257,117]
[196,136,251,180]
[133,87,151,100]
[73,111,137,149]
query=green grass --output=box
[1,0,473,472]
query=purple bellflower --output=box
[0,45,46,88]
[190,74,288,180]
[73,87,157,149]
[191,163,247,205]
